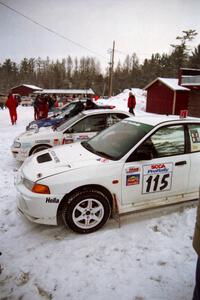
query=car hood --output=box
[21,142,107,182]
[16,127,57,142]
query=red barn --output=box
[144,78,190,115]
[11,84,42,96]
[178,68,200,117]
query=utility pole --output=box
[108,40,115,98]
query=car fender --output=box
[38,161,123,206]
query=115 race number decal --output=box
[142,163,173,194]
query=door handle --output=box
[175,161,187,166]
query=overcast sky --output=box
[0,0,200,71]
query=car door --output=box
[121,124,191,206]
[187,123,200,197]
[63,114,108,143]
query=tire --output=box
[62,189,111,234]
[31,145,50,155]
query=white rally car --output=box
[11,109,130,161]
[15,115,200,234]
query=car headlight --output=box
[13,141,21,148]
[23,178,35,191]
[23,178,50,194]
[32,183,50,194]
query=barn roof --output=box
[34,88,95,95]
[22,84,43,90]
[11,84,42,91]
[144,77,190,91]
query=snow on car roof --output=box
[124,114,200,126]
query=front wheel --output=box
[62,189,111,234]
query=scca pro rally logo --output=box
[147,164,169,174]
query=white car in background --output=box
[11,109,130,161]
[15,115,200,233]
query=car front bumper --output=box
[11,146,29,162]
[15,174,62,225]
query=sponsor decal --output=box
[35,140,50,144]
[50,150,60,163]
[76,135,89,141]
[190,129,200,143]
[126,167,140,173]
[126,174,140,186]
[142,162,173,194]
[143,163,172,175]
[46,197,59,204]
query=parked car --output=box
[26,100,115,131]
[26,101,85,131]
[12,109,130,161]
[15,114,200,233]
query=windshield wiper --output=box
[93,150,114,159]
[81,142,114,159]
[81,141,95,153]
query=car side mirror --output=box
[127,147,153,162]
[135,150,152,161]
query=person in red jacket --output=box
[127,91,136,115]
[6,93,18,125]
[37,95,49,119]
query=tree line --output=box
[0,30,200,96]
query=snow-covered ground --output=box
[97,88,147,113]
[0,91,198,300]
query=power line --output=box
[0,1,108,60]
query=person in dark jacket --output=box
[127,91,136,115]
[6,93,18,125]
[85,98,96,110]
[193,198,200,300]
[33,95,40,120]
[37,95,49,119]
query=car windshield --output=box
[56,112,85,131]
[81,120,153,160]
[57,102,78,119]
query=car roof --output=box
[124,114,200,126]
[81,109,131,116]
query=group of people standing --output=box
[33,94,58,120]
[5,92,58,125]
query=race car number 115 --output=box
[142,163,173,194]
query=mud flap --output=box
[112,193,121,228]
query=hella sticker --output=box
[46,197,59,204]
